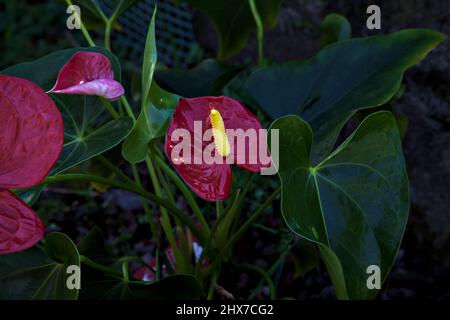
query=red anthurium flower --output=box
[48,52,124,101]
[165,96,270,201]
[0,75,64,254]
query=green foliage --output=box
[0,2,446,301]
[52,95,133,174]
[238,29,446,162]
[176,0,282,59]
[155,59,243,98]
[78,227,202,300]
[0,233,80,300]
[1,47,121,90]
[122,8,180,164]
[320,13,352,47]
[1,47,132,174]
[270,111,409,299]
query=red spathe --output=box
[0,75,64,254]
[165,96,269,201]
[48,52,124,101]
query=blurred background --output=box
[0,0,449,299]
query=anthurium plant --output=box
[0,1,446,300]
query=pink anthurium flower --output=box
[165,96,270,201]
[0,75,64,254]
[48,51,124,101]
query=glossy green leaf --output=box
[52,95,133,174]
[1,47,121,90]
[155,59,243,97]
[122,82,179,164]
[176,0,282,59]
[240,29,446,162]
[122,8,180,164]
[142,6,157,105]
[270,111,409,299]
[0,233,80,300]
[320,13,351,47]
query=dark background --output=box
[1,0,449,299]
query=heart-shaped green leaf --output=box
[52,95,132,174]
[122,8,180,164]
[1,47,121,90]
[0,232,80,300]
[155,59,243,97]
[240,29,446,162]
[270,111,409,299]
[320,13,351,47]
[176,0,282,59]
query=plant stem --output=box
[247,246,291,299]
[131,165,160,246]
[207,273,217,300]
[65,0,96,47]
[122,261,130,283]
[205,187,280,274]
[237,263,276,300]
[121,96,136,122]
[100,98,120,119]
[97,155,134,184]
[248,0,264,66]
[80,255,122,277]
[154,154,210,235]
[41,174,206,244]
[104,20,112,51]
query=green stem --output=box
[247,246,291,299]
[104,20,112,51]
[65,0,96,47]
[229,173,255,235]
[100,98,120,119]
[122,261,130,283]
[80,255,121,277]
[248,0,264,66]
[155,247,161,281]
[206,187,280,274]
[207,273,217,300]
[97,155,134,184]
[131,165,160,245]
[145,156,186,271]
[41,174,206,244]
[237,263,276,300]
[121,96,136,122]
[154,154,209,235]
